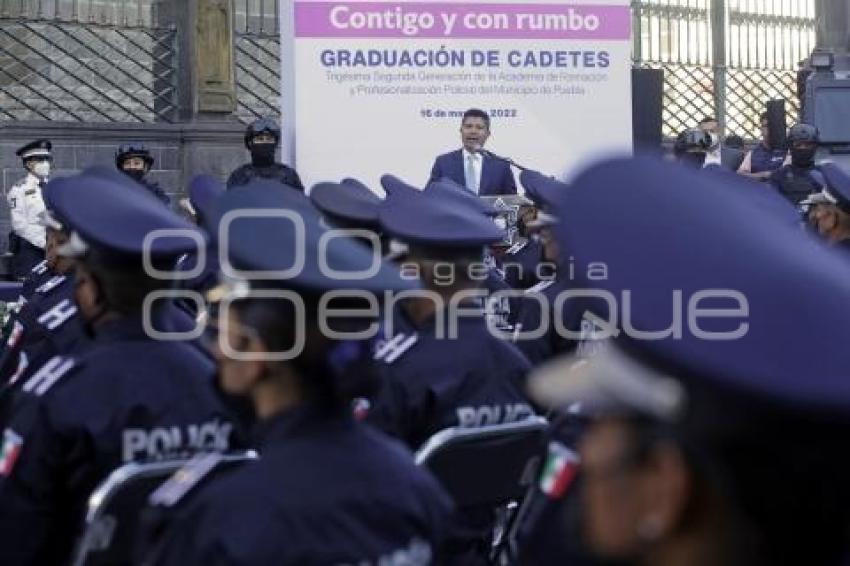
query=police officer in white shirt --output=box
[7,140,51,279]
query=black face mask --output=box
[791,147,816,168]
[123,168,146,182]
[250,142,277,167]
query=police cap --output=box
[529,156,850,418]
[210,180,413,293]
[16,139,52,161]
[45,168,202,262]
[310,180,382,227]
[188,174,226,225]
[425,178,500,216]
[379,175,503,248]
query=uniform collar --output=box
[92,302,181,343]
[254,402,351,447]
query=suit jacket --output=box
[429,149,517,195]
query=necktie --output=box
[465,154,479,194]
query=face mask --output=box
[123,168,146,182]
[250,142,276,166]
[32,161,51,178]
[791,147,816,168]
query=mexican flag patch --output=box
[7,320,23,348]
[0,429,23,476]
[539,441,580,499]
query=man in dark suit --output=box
[429,108,517,195]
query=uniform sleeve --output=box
[7,182,45,249]
[0,399,81,565]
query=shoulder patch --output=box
[0,429,24,477]
[373,332,418,364]
[506,240,528,255]
[539,441,580,499]
[6,320,25,348]
[31,260,49,275]
[22,356,75,396]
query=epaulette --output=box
[148,452,224,508]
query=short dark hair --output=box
[462,108,490,128]
[698,116,717,125]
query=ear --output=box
[638,442,693,541]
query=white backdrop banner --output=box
[280,0,633,190]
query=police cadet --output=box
[770,123,824,205]
[227,117,305,191]
[147,180,453,566]
[527,156,850,566]
[7,139,52,280]
[365,174,535,450]
[0,194,88,417]
[806,162,850,252]
[0,169,238,566]
[116,142,171,205]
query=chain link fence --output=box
[1,0,819,138]
[633,0,817,140]
[0,0,177,122]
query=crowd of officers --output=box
[0,116,848,566]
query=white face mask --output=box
[32,161,51,179]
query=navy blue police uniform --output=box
[365,175,535,449]
[227,117,304,191]
[0,170,239,566]
[748,143,787,174]
[148,181,454,565]
[526,156,850,566]
[116,142,171,205]
[510,171,611,367]
[0,273,88,419]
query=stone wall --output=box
[0,119,249,256]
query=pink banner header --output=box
[295,2,631,39]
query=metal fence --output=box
[0,0,177,122]
[234,0,280,124]
[633,0,817,140]
[1,0,818,137]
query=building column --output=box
[168,0,245,187]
